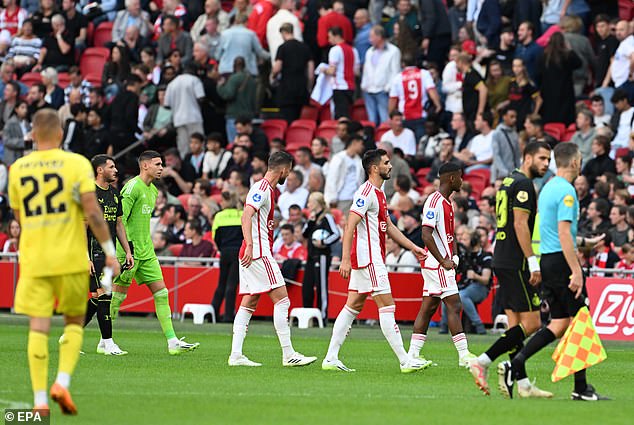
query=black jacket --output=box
[303,212,340,257]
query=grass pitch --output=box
[1,313,633,425]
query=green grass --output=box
[1,313,633,425]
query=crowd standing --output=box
[0,0,633,327]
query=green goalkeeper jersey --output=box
[116,176,158,260]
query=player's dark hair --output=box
[362,149,387,174]
[186,219,202,235]
[439,162,462,176]
[91,154,115,175]
[553,142,579,168]
[138,150,162,163]
[268,151,293,170]
[523,141,551,158]
[280,223,294,233]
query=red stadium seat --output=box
[467,168,491,185]
[177,193,191,211]
[93,21,113,47]
[286,120,315,154]
[57,72,70,89]
[261,119,287,141]
[562,123,577,142]
[416,167,432,182]
[544,122,565,141]
[290,119,317,130]
[330,208,343,226]
[351,99,368,121]
[318,101,332,122]
[374,122,391,141]
[80,47,110,77]
[20,72,42,86]
[84,73,102,87]
[169,244,184,256]
[316,120,338,141]
[86,21,94,46]
[620,0,634,20]
[300,103,319,121]
[360,120,375,128]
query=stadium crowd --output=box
[1,0,634,326]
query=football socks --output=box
[273,297,295,358]
[84,298,98,326]
[58,324,83,387]
[27,331,49,396]
[325,305,359,361]
[231,306,254,356]
[153,288,176,340]
[512,327,556,381]
[379,306,408,364]
[97,294,113,339]
[484,325,526,362]
[110,291,127,321]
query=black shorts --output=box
[494,267,541,313]
[89,252,105,293]
[540,252,588,320]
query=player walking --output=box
[10,109,120,414]
[322,149,428,373]
[408,163,476,368]
[229,151,317,367]
[468,142,553,397]
[500,143,608,400]
[83,155,132,356]
[109,150,199,355]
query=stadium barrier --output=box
[1,254,632,341]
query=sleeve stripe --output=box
[350,210,364,218]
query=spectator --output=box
[571,109,597,164]
[31,0,56,39]
[524,113,558,147]
[582,135,616,189]
[361,25,401,126]
[112,0,152,43]
[216,13,270,77]
[456,52,488,123]
[82,107,110,158]
[224,170,249,205]
[162,147,197,196]
[109,75,141,154]
[271,22,313,123]
[39,67,63,109]
[26,83,50,115]
[216,57,256,142]
[324,135,364,213]
[310,137,328,167]
[102,45,131,101]
[157,14,193,65]
[202,132,231,181]
[221,144,253,180]
[415,118,450,167]
[537,31,582,126]
[141,46,161,84]
[353,8,371,66]
[228,0,251,20]
[497,58,542,131]
[142,85,175,150]
[247,0,278,49]
[266,0,302,64]
[165,63,205,158]
[455,110,494,171]
[61,103,85,153]
[419,0,452,66]
[6,19,41,74]
[380,110,416,158]
[198,19,221,60]
[441,45,463,116]
[326,26,360,119]
[211,191,243,322]
[491,107,520,182]
[329,117,349,154]
[63,66,91,107]
[451,112,475,152]
[579,198,611,237]
[294,147,321,188]
[590,94,611,128]
[165,203,187,244]
[285,204,305,228]
[183,132,205,178]
[278,170,309,219]
[560,15,594,97]
[615,154,634,193]
[35,14,73,72]
[0,80,19,131]
[591,232,620,277]
[191,0,229,42]
[575,174,591,217]
[607,20,634,90]
[610,89,634,153]
[490,25,516,75]
[274,223,307,261]
[592,15,618,91]
[152,0,188,41]
[2,219,20,253]
[116,24,144,64]
[616,243,634,277]
[428,137,463,183]
[485,60,511,113]
[389,174,419,212]
[0,0,27,47]
[60,0,86,50]
[384,0,421,40]
[376,140,413,200]
[609,205,634,248]
[385,235,418,272]
[153,231,172,257]
[180,219,214,264]
[2,100,31,165]
[514,21,542,83]
[317,0,353,49]
[235,116,269,153]
[448,0,467,43]
[0,62,27,100]
[389,52,441,142]
[401,208,424,248]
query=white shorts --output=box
[239,256,286,295]
[421,267,459,299]
[349,263,391,296]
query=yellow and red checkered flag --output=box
[551,307,607,382]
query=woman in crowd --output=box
[6,19,41,76]
[102,44,131,101]
[40,67,64,109]
[2,219,20,253]
[498,58,541,130]
[2,100,32,165]
[143,85,175,151]
[302,192,341,323]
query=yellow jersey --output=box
[8,149,95,278]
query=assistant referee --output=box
[507,143,608,401]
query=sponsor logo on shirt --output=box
[380,221,387,232]
[253,193,262,203]
[426,210,434,219]
[142,205,152,215]
[563,194,575,207]
[268,220,274,231]
[516,190,528,202]
[355,198,364,207]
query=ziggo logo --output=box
[593,284,634,336]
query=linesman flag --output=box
[551,307,607,382]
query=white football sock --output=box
[408,333,427,358]
[273,297,295,358]
[34,390,47,407]
[231,306,254,357]
[379,305,408,364]
[452,332,470,358]
[325,305,359,361]
[55,372,70,389]
[477,353,492,367]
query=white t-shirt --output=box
[468,132,494,162]
[386,249,419,272]
[349,181,389,269]
[242,178,276,260]
[612,107,634,152]
[381,128,417,156]
[421,191,455,269]
[328,43,360,90]
[339,155,361,201]
[277,187,309,220]
[611,35,634,88]
[389,189,421,209]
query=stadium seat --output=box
[178,193,191,211]
[416,167,432,182]
[57,72,70,89]
[374,122,391,141]
[261,119,287,141]
[181,304,216,324]
[300,103,319,121]
[544,122,565,141]
[351,99,368,121]
[286,121,315,154]
[289,308,324,328]
[318,101,332,122]
[562,123,576,142]
[330,208,343,225]
[316,120,337,141]
[20,72,42,86]
[80,47,110,77]
[169,244,183,256]
[86,21,94,46]
[93,21,113,47]
[84,72,102,87]
[360,120,375,129]
[619,0,634,20]
[467,168,491,185]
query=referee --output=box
[505,143,608,401]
